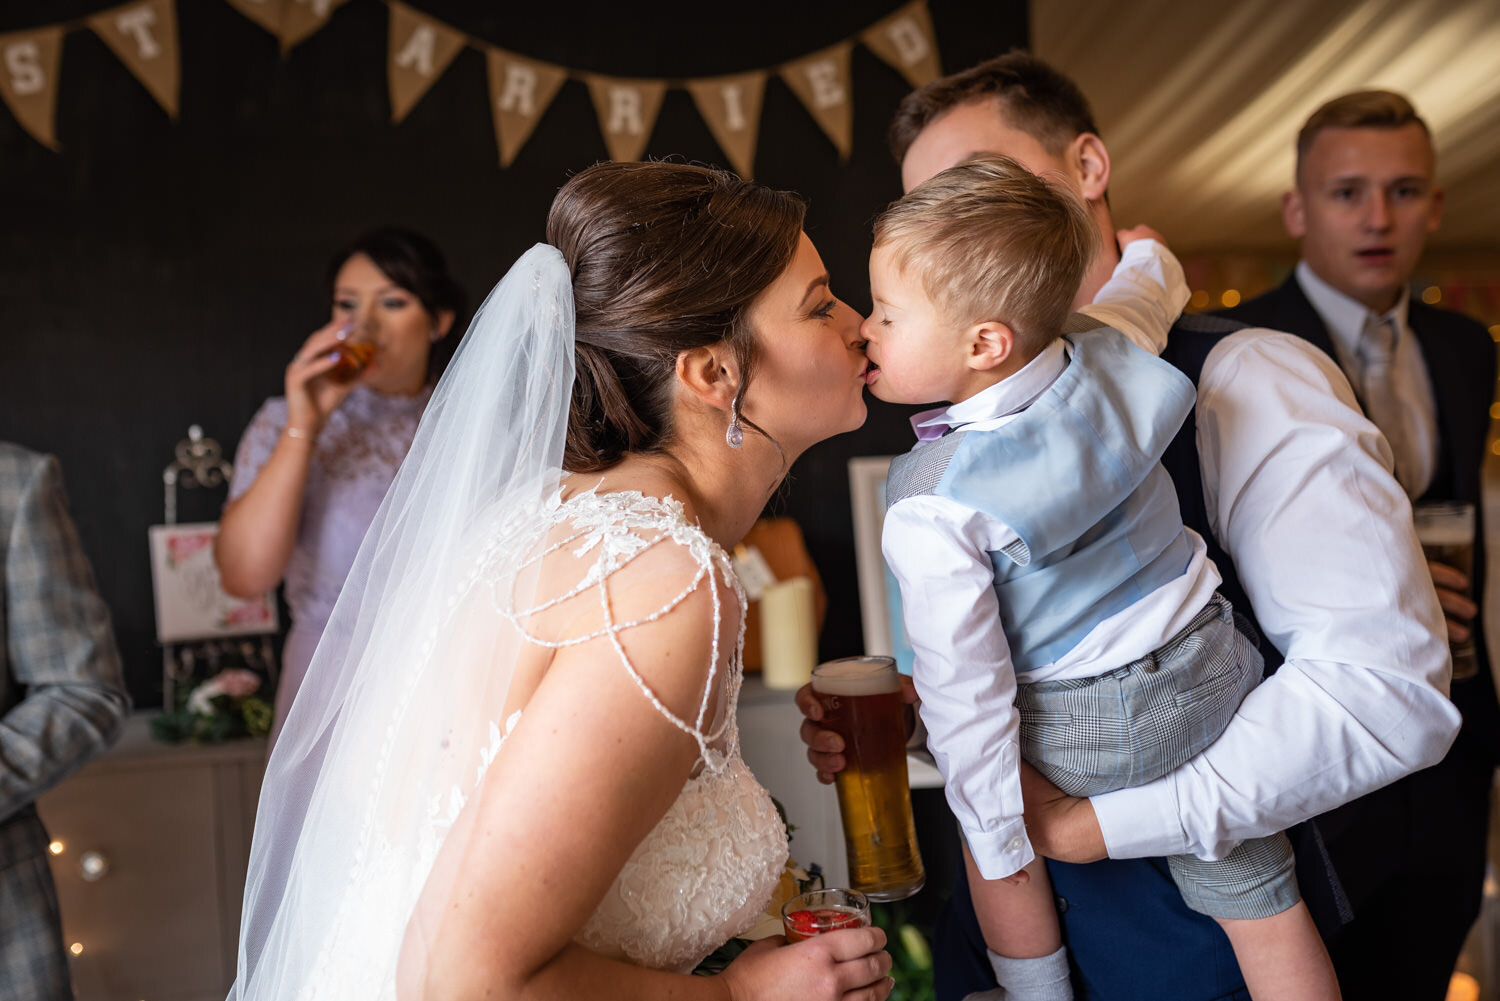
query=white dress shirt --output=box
[884,240,1221,879]
[1296,260,1438,498]
[1089,330,1459,861]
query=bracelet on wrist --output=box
[284,426,316,441]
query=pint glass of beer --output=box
[811,656,924,901]
[1414,501,1478,680]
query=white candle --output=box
[759,576,818,690]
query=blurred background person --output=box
[1220,90,1500,1000]
[0,442,130,1001]
[215,228,464,746]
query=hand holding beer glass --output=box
[810,656,925,901]
[1414,501,1479,680]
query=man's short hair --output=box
[889,50,1100,163]
[872,152,1096,354]
[1296,90,1431,171]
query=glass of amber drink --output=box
[812,656,925,901]
[781,888,871,943]
[1413,501,1478,680]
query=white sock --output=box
[986,945,1073,1001]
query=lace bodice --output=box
[522,490,790,972]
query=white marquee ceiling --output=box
[1033,0,1500,253]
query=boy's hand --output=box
[1116,224,1166,249]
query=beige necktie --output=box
[1358,318,1418,498]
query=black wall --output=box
[0,0,1028,706]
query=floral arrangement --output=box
[151,666,274,744]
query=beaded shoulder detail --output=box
[477,486,748,768]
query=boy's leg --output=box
[963,843,1073,1001]
[1171,834,1338,1000]
[1216,902,1340,1000]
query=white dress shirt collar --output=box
[910,339,1070,440]
[1295,260,1412,374]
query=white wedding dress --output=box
[233,246,788,1000]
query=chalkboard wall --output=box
[0,0,1028,705]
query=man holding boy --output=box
[1220,90,1499,1000]
[800,54,1461,1000]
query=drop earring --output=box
[725,401,744,449]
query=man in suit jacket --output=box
[1220,90,1499,1000]
[0,442,130,1001]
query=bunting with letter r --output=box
[0,26,64,150]
[861,0,940,89]
[387,2,465,123]
[686,71,766,180]
[779,40,853,160]
[87,0,180,118]
[586,74,666,163]
[485,48,567,168]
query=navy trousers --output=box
[934,855,1251,1001]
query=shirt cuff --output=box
[964,816,1035,880]
[1091,777,1191,859]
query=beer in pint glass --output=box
[812,656,925,901]
[1414,501,1478,680]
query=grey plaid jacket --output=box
[0,444,130,1001]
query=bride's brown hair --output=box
[546,161,806,472]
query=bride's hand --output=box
[719,929,893,1001]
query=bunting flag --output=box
[861,0,941,89]
[0,26,64,150]
[586,74,666,164]
[3,0,943,172]
[485,48,566,168]
[279,0,351,52]
[87,0,180,118]
[686,71,766,180]
[779,41,854,160]
[222,0,281,35]
[387,2,464,123]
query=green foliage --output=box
[871,902,936,1001]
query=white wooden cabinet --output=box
[37,714,265,1001]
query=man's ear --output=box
[1071,133,1111,203]
[966,320,1015,372]
[1281,188,1306,239]
[675,344,738,411]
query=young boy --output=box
[865,154,1338,1000]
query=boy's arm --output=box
[1075,237,1189,356]
[882,494,1032,880]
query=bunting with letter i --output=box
[586,74,667,163]
[279,0,352,53]
[687,71,766,180]
[387,2,465,123]
[0,26,64,150]
[87,0,180,118]
[222,0,282,35]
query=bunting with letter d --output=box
[1,0,941,178]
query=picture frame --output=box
[846,456,916,677]
[147,522,278,643]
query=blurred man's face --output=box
[901,99,1073,194]
[1284,122,1443,313]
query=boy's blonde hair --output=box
[872,153,1096,354]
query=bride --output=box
[229,161,894,1001]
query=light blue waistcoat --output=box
[886,326,1198,674]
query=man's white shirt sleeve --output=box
[883,495,1034,879]
[1089,330,1460,860]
